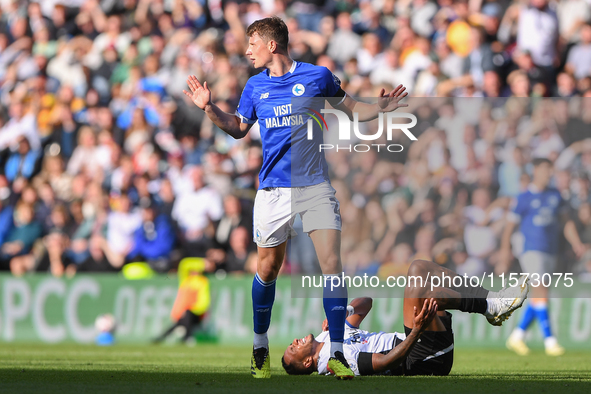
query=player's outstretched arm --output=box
[370,298,437,374]
[183,75,251,139]
[337,84,409,122]
[346,297,373,328]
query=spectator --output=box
[0,102,40,152]
[411,0,438,38]
[516,0,559,71]
[223,226,257,273]
[85,15,131,70]
[482,70,502,98]
[462,26,494,89]
[105,193,142,265]
[290,0,327,33]
[557,0,590,45]
[172,166,223,257]
[356,33,385,75]
[12,217,73,277]
[462,188,503,276]
[566,24,591,80]
[370,49,413,90]
[214,194,251,251]
[327,13,361,66]
[66,126,102,176]
[498,147,526,197]
[4,136,41,182]
[39,154,73,202]
[127,198,176,272]
[73,235,121,273]
[0,202,42,270]
[507,70,531,97]
[555,72,577,97]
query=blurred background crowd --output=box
[0,0,590,279]
[323,98,591,281]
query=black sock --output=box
[451,277,489,299]
[458,297,488,314]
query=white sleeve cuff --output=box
[333,92,347,106]
[346,305,355,317]
[235,110,256,124]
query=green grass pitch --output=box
[1,343,590,393]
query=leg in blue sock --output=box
[518,303,536,332]
[531,301,564,354]
[252,273,276,349]
[252,243,285,350]
[323,274,348,356]
[310,229,349,358]
[532,303,552,338]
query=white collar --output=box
[268,60,297,78]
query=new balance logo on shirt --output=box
[260,92,269,99]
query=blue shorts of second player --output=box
[519,251,557,276]
[253,181,342,248]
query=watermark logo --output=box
[306,108,418,153]
[305,107,328,131]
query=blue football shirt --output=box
[509,185,566,254]
[235,61,343,189]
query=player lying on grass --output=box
[282,259,530,377]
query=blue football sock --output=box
[532,303,552,338]
[252,273,276,347]
[518,303,536,331]
[323,274,348,357]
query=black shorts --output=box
[402,311,454,376]
[356,312,454,376]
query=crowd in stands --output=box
[325,98,591,280]
[0,0,590,279]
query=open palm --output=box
[413,298,437,333]
[183,75,211,110]
[378,84,409,112]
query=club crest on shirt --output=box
[292,84,305,96]
[345,330,369,345]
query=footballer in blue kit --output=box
[234,61,340,189]
[183,16,408,379]
[502,158,581,356]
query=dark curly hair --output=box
[281,355,314,375]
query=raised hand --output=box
[183,75,212,110]
[378,84,409,112]
[413,298,438,333]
